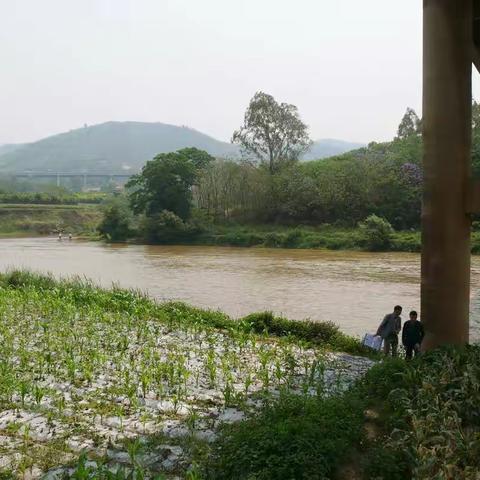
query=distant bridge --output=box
[12,172,136,188]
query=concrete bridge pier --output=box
[421,0,472,349]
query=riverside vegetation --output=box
[3,94,480,251]
[0,189,106,237]
[97,98,480,252]
[0,271,478,479]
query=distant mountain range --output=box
[302,139,365,160]
[0,122,364,174]
[0,144,22,157]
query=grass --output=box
[199,224,480,254]
[0,271,371,356]
[0,204,102,236]
[143,222,423,253]
[205,392,365,480]
[204,345,480,480]
[1,270,477,479]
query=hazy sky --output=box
[1,0,478,145]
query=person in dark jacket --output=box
[376,305,402,356]
[402,310,424,360]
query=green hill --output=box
[0,122,364,174]
[0,122,239,174]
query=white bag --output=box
[362,333,383,351]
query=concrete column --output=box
[421,0,472,349]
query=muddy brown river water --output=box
[1,237,479,339]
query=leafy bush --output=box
[263,232,284,247]
[205,346,480,480]
[358,214,394,251]
[362,443,409,480]
[205,393,365,480]
[359,346,480,479]
[391,231,421,252]
[241,311,340,343]
[281,229,304,248]
[217,231,263,247]
[471,231,480,253]
[140,210,188,243]
[98,198,134,241]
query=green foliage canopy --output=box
[232,91,312,174]
[98,196,133,241]
[127,148,213,220]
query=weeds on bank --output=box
[203,345,480,480]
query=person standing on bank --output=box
[402,310,424,360]
[376,305,402,356]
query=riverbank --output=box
[0,271,478,479]
[187,223,423,252]
[0,204,102,237]
[181,223,480,254]
[5,200,480,254]
[135,221,480,254]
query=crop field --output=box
[0,272,373,479]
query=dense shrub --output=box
[241,311,340,343]
[362,443,410,480]
[358,346,480,479]
[263,232,284,247]
[205,393,365,480]
[391,231,421,252]
[98,198,134,241]
[217,231,263,247]
[358,214,394,251]
[205,346,480,480]
[281,229,304,247]
[140,210,188,243]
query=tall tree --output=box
[232,91,312,174]
[396,108,422,139]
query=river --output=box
[1,237,479,339]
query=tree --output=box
[98,197,134,241]
[126,148,213,220]
[140,209,187,243]
[176,147,214,172]
[396,108,421,140]
[232,91,312,174]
